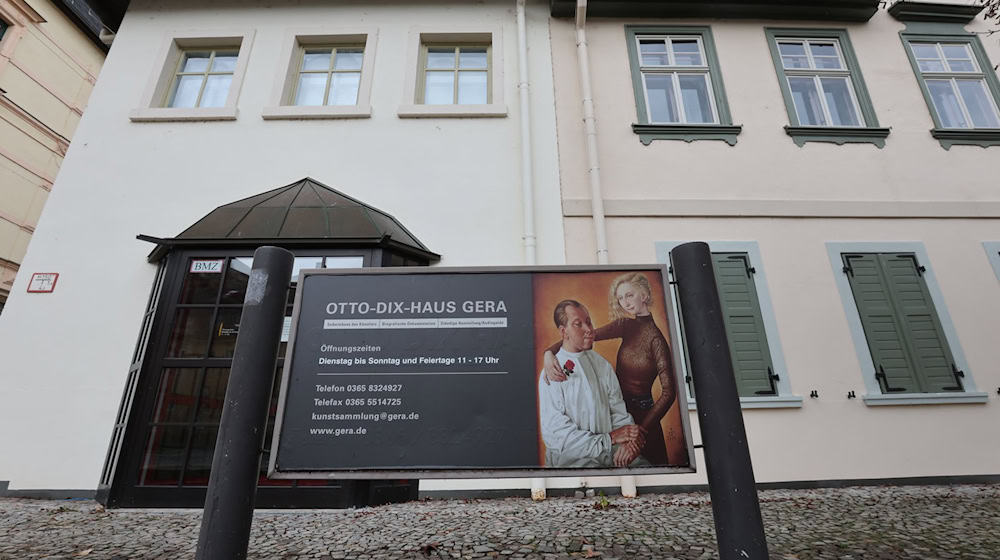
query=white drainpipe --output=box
[574,0,636,500]
[517,0,547,502]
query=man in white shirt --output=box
[538,300,647,468]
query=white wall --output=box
[0,0,563,490]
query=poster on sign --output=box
[269,266,695,479]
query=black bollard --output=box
[195,246,294,560]
[671,242,769,560]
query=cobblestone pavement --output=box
[1,484,999,559]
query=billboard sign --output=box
[269,266,695,479]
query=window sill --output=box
[784,126,891,148]
[863,392,988,406]
[129,107,238,122]
[931,128,1000,150]
[632,124,741,146]
[262,105,371,120]
[397,104,507,118]
[687,395,804,410]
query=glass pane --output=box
[911,43,940,60]
[168,75,203,108]
[459,48,488,69]
[639,40,668,66]
[644,73,678,123]
[220,258,253,304]
[424,71,454,104]
[295,73,327,106]
[334,49,364,70]
[917,59,947,72]
[209,308,243,358]
[671,39,702,66]
[956,80,1000,128]
[329,72,360,105]
[947,59,976,73]
[200,75,232,108]
[140,426,189,486]
[457,71,488,104]
[179,264,222,304]
[778,42,806,56]
[183,427,218,486]
[325,256,365,268]
[927,80,968,128]
[678,74,714,124]
[166,308,213,358]
[180,52,211,73]
[809,42,838,57]
[788,76,826,126]
[426,48,455,69]
[153,368,200,423]
[942,45,974,72]
[820,77,860,126]
[196,368,231,423]
[210,52,239,72]
[292,257,325,283]
[812,55,843,70]
[781,55,809,70]
[302,49,332,71]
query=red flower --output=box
[563,359,575,375]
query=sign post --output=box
[195,246,294,560]
[671,242,770,559]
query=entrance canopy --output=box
[138,178,439,263]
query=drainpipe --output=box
[574,0,636,500]
[517,0,547,502]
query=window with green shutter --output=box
[841,252,965,394]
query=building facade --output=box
[0,0,106,312]
[0,0,998,507]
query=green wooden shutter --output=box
[842,253,962,394]
[711,253,777,397]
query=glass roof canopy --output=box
[138,177,439,263]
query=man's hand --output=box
[613,442,642,467]
[610,424,646,448]
[542,351,566,385]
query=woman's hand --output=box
[542,351,566,385]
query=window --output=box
[985,242,1000,284]
[418,45,490,105]
[626,26,740,145]
[263,30,376,120]
[165,49,238,108]
[130,30,254,122]
[901,33,1000,149]
[827,243,987,405]
[765,29,889,147]
[657,241,800,408]
[0,19,8,42]
[398,28,505,118]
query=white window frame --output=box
[907,40,1000,130]
[262,28,377,120]
[656,241,802,409]
[826,242,987,406]
[398,27,506,118]
[130,29,255,122]
[636,35,720,125]
[777,38,864,128]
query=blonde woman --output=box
[544,272,676,464]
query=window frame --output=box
[984,242,1000,284]
[901,31,1000,149]
[131,29,255,122]
[656,241,801,409]
[398,27,506,118]
[826,242,987,406]
[626,26,741,145]
[416,43,493,105]
[262,28,377,120]
[765,28,890,148]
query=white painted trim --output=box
[131,28,255,122]
[261,26,377,120]
[564,198,1000,218]
[825,241,981,405]
[655,240,802,409]
[984,242,1000,283]
[397,26,506,118]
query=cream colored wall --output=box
[0,0,104,301]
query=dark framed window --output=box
[101,247,423,508]
[0,19,9,42]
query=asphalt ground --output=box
[1,484,998,559]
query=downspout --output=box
[516,0,548,502]
[575,0,609,266]
[575,0,637,499]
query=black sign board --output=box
[269,266,695,479]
